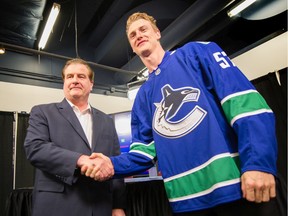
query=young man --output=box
[86,12,279,215]
[24,58,125,216]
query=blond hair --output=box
[62,58,94,81]
[126,12,158,34]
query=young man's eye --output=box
[130,33,135,39]
[141,27,147,32]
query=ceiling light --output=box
[38,3,60,49]
[0,47,5,54]
[241,0,287,20]
[227,0,257,17]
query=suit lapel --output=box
[91,108,103,151]
[57,99,90,149]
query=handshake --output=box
[77,153,114,181]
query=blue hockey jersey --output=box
[111,42,278,213]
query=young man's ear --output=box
[155,29,161,40]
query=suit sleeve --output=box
[24,105,82,185]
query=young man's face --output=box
[127,18,161,57]
[63,63,93,102]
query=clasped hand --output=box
[77,153,114,181]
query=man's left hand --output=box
[241,171,276,203]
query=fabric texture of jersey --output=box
[111,42,278,213]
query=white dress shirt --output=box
[66,99,93,148]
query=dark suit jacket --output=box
[24,99,126,216]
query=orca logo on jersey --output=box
[153,84,207,138]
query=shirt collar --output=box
[66,98,91,113]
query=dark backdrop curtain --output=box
[0,112,14,215]
[125,180,173,216]
[251,68,287,183]
[15,113,34,189]
[5,189,32,216]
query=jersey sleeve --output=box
[111,84,156,177]
[196,41,278,175]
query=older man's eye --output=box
[80,74,88,78]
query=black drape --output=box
[125,180,173,216]
[15,113,34,189]
[5,189,32,216]
[279,68,287,119]
[0,112,14,215]
[251,68,287,183]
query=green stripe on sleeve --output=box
[222,92,271,124]
[130,141,157,158]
